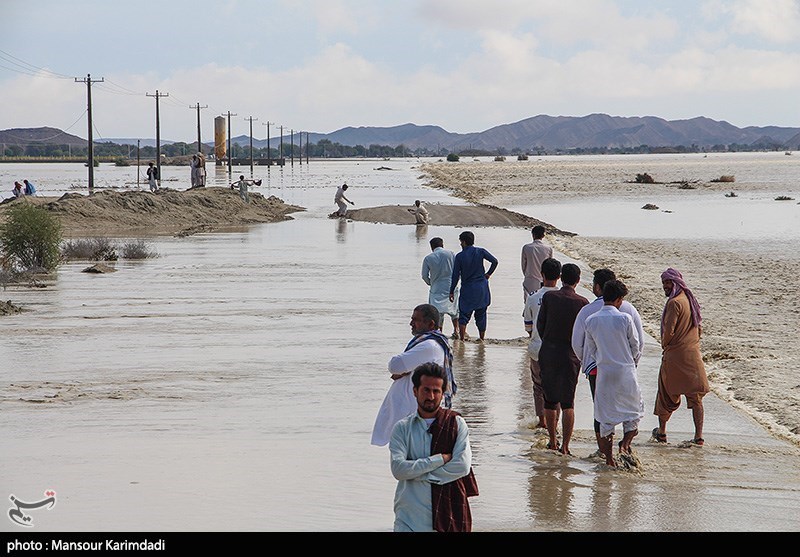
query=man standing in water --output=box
[389,362,478,532]
[371,304,454,447]
[449,230,498,342]
[537,263,588,455]
[523,257,562,429]
[583,279,643,466]
[521,225,553,302]
[653,268,709,446]
[572,268,645,454]
[408,200,429,225]
[421,237,460,338]
[334,183,354,216]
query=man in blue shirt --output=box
[389,362,477,532]
[449,230,498,342]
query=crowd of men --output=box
[371,219,709,532]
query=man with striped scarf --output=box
[371,304,455,447]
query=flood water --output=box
[1,156,799,532]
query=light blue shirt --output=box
[389,411,472,532]
[421,247,458,317]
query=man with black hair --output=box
[449,230,498,342]
[521,225,553,301]
[422,237,459,337]
[389,362,478,532]
[584,279,643,466]
[572,268,645,454]
[537,263,588,455]
[523,257,562,429]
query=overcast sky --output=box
[2,0,800,141]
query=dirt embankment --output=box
[343,203,572,235]
[0,187,305,237]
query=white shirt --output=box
[522,285,559,360]
[371,338,446,446]
[584,305,644,428]
[572,297,645,375]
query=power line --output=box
[0,48,73,79]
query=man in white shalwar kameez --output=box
[584,279,643,466]
[572,268,645,453]
[371,304,455,447]
[421,237,460,337]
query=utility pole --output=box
[290,129,294,167]
[244,116,258,174]
[189,103,207,154]
[299,131,302,166]
[75,73,104,192]
[221,111,237,174]
[146,90,169,188]
[279,125,284,166]
[137,139,140,189]
[263,121,271,169]
[306,132,309,164]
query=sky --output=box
[2,0,800,142]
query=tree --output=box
[0,202,62,272]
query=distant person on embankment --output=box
[23,179,37,196]
[12,182,24,198]
[408,200,429,225]
[231,175,261,203]
[334,183,354,217]
[146,162,159,192]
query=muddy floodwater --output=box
[1,156,799,532]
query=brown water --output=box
[1,158,799,532]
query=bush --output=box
[0,202,62,272]
[446,153,460,162]
[120,239,158,259]
[61,238,158,261]
[61,238,118,261]
[635,173,655,183]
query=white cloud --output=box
[729,0,800,43]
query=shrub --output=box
[635,173,655,183]
[61,238,117,261]
[61,238,158,261]
[446,153,460,162]
[711,175,735,183]
[0,202,62,272]
[120,239,158,259]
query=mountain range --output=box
[3,113,800,152]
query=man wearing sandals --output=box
[653,268,709,446]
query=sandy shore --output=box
[420,161,800,447]
[0,187,305,237]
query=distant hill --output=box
[97,138,178,148]
[6,114,800,152]
[0,127,87,147]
